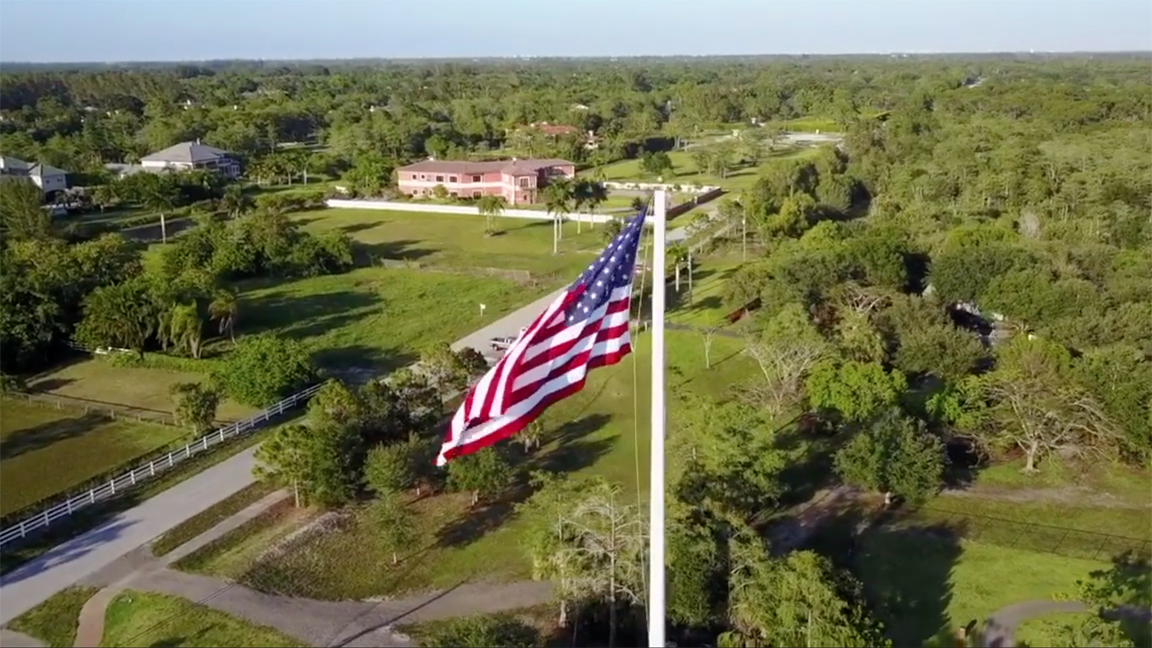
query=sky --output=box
[0,0,1149,63]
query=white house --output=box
[0,156,68,196]
[139,140,241,179]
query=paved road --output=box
[0,295,569,627]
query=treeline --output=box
[0,201,353,379]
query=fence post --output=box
[42,510,50,527]
[20,521,26,538]
[150,461,155,477]
[110,478,116,495]
[130,470,136,485]
[90,490,95,504]
[67,498,73,514]
[185,444,191,458]
[169,452,174,467]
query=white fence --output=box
[324,199,619,224]
[0,383,324,548]
[602,181,720,194]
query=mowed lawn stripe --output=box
[0,399,187,516]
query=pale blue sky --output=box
[1,0,1149,62]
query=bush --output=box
[417,614,539,648]
[212,334,316,407]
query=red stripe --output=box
[515,297,631,377]
[437,343,632,464]
[506,322,631,404]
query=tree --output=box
[640,150,674,178]
[892,321,985,382]
[515,419,545,452]
[447,447,513,505]
[169,381,220,435]
[219,184,251,218]
[573,179,607,234]
[142,183,180,244]
[208,289,239,343]
[721,543,887,648]
[932,338,1124,472]
[700,324,720,369]
[388,366,442,427]
[741,303,829,416]
[75,280,157,358]
[254,421,361,507]
[420,342,472,399]
[212,334,315,407]
[476,194,507,236]
[544,177,574,253]
[0,179,54,241]
[668,242,689,292]
[834,408,945,506]
[365,434,425,495]
[163,302,204,358]
[369,493,418,565]
[806,360,907,423]
[602,216,625,244]
[91,183,120,213]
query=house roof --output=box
[399,158,574,176]
[141,141,231,164]
[0,155,66,176]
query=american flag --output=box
[436,209,647,466]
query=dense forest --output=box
[1,54,1149,647]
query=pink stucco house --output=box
[396,158,576,205]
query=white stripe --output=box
[521,284,632,364]
[490,294,567,416]
[436,334,630,465]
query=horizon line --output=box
[3,49,1151,66]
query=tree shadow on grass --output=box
[0,411,111,461]
[851,516,964,648]
[242,289,382,342]
[528,413,615,475]
[148,637,188,648]
[24,377,76,393]
[312,345,418,380]
[357,239,437,266]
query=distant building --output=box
[0,155,68,196]
[138,140,241,179]
[516,122,601,150]
[396,158,575,205]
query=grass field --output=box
[585,147,822,192]
[102,590,306,647]
[239,267,552,374]
[855,531,1108,647]
[26,359,257,422]
[176,330,752,600]
[0,399,187,516]
[7,585,98,647]
[291,208,603,277]
[664,254,745,327]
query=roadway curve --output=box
[0,288,563,626]
[981,601,1152,647]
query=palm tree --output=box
[476,194,507,236]
[91,183,119,213]
[168,302,204,358]
[208,290,239,343]
[544,178,574,254]
[668,243,689,292]
[516,419,545,452]
[142,187,179,244]
[584,180,607,231]
[219,185,251,219]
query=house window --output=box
[436,175,444,182]
[472,190,482,198]
[518,177,530,187]
[472,175,482,183]
[449,176,458,183]
[420,174,427,180]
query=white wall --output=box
[325,199,631,224]
[603,181,720,194]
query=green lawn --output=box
[0,399,187,516]
[101,590,306,647]
[291,208,604,277]
[176,330,752,600]
[855,531,1108,647]
[7,586,98,647]
[665,254,746,327]
[25,359,257,422]
[585,147,822,192]
[238,266,553,374]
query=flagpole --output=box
[648,189,667,648]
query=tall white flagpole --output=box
[648,189,667,648]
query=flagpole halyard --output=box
[648,189,667,648]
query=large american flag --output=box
[436,209,647,466]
